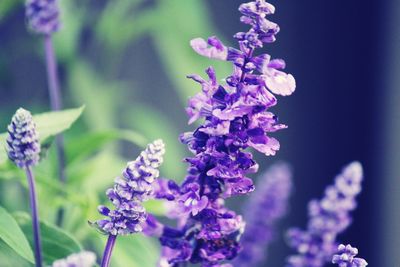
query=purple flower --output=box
[332,244,368,267]
[91,140,165,236]
[155,1,295,266]
[6,108,41,168]
[26,0,61,35]
[286,162,364,267]
[52,251,96,267]
[233,162,293,267]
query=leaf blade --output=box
[0,206,34,263]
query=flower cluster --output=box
[151,1,295,266]
[92,140,165,236]
[52,251,96,267]
[25,0,61,35]
[233,162,292,267]
[286,162,364,267]
[332,244,368,267]
[6,108,41,168]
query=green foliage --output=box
[14,212,82,265]
[150,0,232,104]
[92,234,159,267]
[0,0,224,265]
[0,206,34,264]
[0,241,32,267]
[125,103,187,180]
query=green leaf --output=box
[34,106,85,142]
[66,129,148,165]
[125,104,187,181]
[0,207,34,264]
[93,234,159,267]
[53,0,86,63]
[151,0,231,105]
[14,212,82,265]
[0,241,32,267]
[0,106,85,165]
[143,200,166,216]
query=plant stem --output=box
[25,166,43,267]
[101,235,117,267]
[44,34,67,226]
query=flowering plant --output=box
[0,0,369,267]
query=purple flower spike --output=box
[233,162,293,267]
[91,140,165,236]
[6,108,41,168]
[26,0,61,35]
[286,162,364,267]
[156,1,295,266]
[332,244,368,267]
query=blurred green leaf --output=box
[0,206,34,264]
[0,106,84,164]
[14,212,82,265]
[151,0,232,105]
[34,106,85,142]
[93,234,159,267]
[68,61,125,131]
[143,199,166,216]
[66,129,148,166]
[53,0,85,63]
[0,241,32,267]
[95,0,151,51]
[125,104,187,181]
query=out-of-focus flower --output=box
[6,108,40,168]
[26,0,60,35]
[286,162,364,267]
[91,140,165,236]
[332,244,368,267]
[233,162,293,266]
[52,251,96,267]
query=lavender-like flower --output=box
[26,0,60,35]
[52,251,96,267]
[332,244,368,267]
[286,162,364,267]
[153,1,295,266]
[91,140,165,267]
[6,108,40,168]
[6,108,43,267]
[233,162,293,267]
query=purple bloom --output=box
[6,108,41,168]
[26,0,61,35]
[233,162,293,267]
[286,162,364,267]
[332,244,368,267]
[91,140,165,236]
[155,1,295,266]
[52,251,96,267]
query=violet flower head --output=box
[286,162,364,267]
[92,139,165,236]
[26,0,60,35]
[6,108,40,168]
[332,244,368,267]
[155,1,295,266]
[52,251,97,267]
[233,162,293,267]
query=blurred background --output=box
[0,0,399,266]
